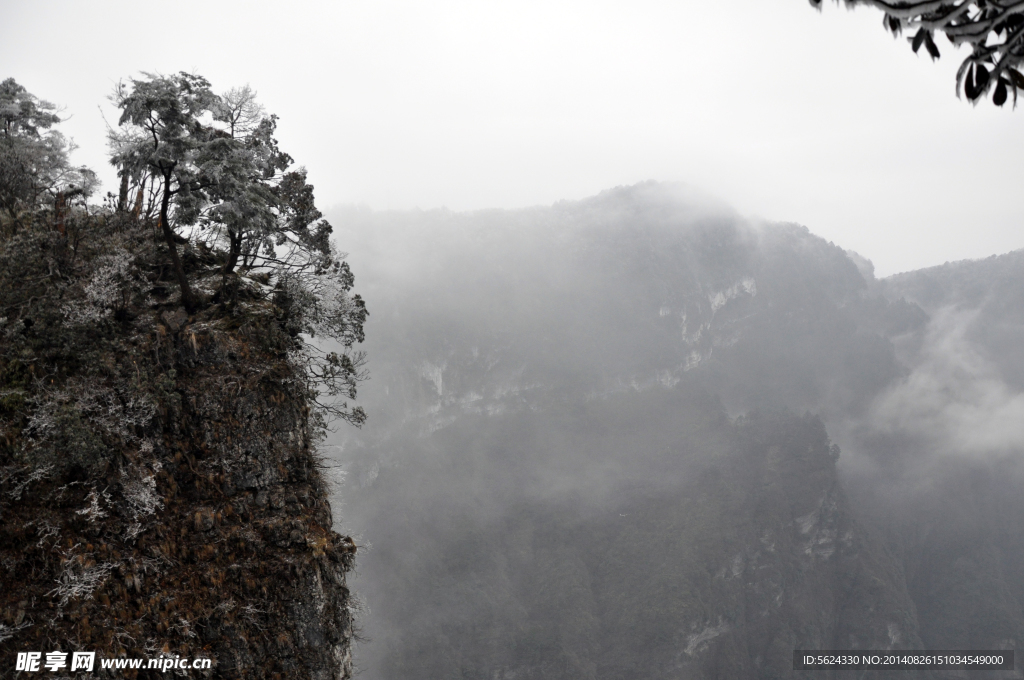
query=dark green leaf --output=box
[966,63,991,100]
[965,67,979,100]
[912,29,926,54]
[923,32,940,60]
[1008,68,1024,90]
[975,64,990,90]
[993,79,1008,106]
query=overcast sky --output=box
[3,0,1021,276]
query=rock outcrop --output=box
[0,212,356,678]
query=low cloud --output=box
[868,306,1024,457]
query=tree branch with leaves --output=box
[0,78,97,224]
[811,0,1024,105]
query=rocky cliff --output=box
[0,211,356,678]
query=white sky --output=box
[3,0,1022,276]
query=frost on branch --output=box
[0,621,31,644]
[123,471,161,519]
[3,464,54,501]
[47,552,115,608]
[62,248,150,325]
[75,487,112,524]
[22,380,156,475]
[275,254,369,429]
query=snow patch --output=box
[418,361,446,396]
[708,277,756,313]
[887,622,902,646]
[684,620,730,656]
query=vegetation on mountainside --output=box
[107,72,367,427]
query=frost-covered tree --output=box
[110,72,367,425]
[108,72,219,310]
[811,0,1024,105]
[0,78,97,221]
[111,73,346,310]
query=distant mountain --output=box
[327,183,1023,679]
[855,250,1024,662]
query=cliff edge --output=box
[0,210,356,678]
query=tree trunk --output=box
[216,229,242,304]
[117,172,129,213]
[223,228,241,275]
[54,191,66,236]
[132,178,145,219]
[158,169,196,312]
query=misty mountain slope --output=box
[334,183,913,423]
[882,249,1024,392]
[324,183,1020,679]
[837,250,1024,661]
[347,395,925,680]
[579,410,923,680]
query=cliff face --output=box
[857,251,1024,659]
[0,213,355,677]
[606,413,924,680]
[378,407,927,679]
[339,392,925,679]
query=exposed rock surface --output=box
[0,213,355,678]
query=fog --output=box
[868,307,1024,457]
[5,0,1024,275]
